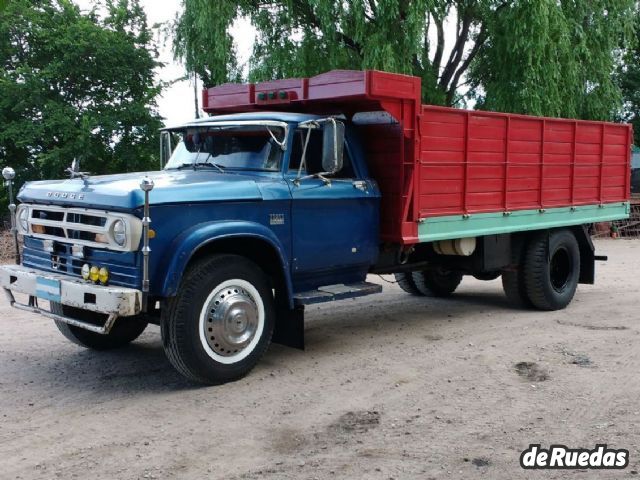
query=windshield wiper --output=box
[194,162,225,173]
[176,161,225,173]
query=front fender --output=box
[156,220,292,305]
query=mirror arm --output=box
[295,126,314,182]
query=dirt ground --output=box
[1,238,640,480]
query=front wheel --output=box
[51,303,148,350]
[161,254,275,384]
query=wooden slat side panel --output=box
[418,105,631,218]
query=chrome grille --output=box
[17,204,142,252]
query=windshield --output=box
[164,124,286,171]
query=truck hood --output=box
[17,170,269,210]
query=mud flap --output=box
[272,306,305,350]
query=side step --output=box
[293,282,382,306]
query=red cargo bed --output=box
[203,70,633,245]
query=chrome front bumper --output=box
[0,264,142,334]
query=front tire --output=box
[524,229,580,311]
[51,303,148,350]
[161,254,275,384]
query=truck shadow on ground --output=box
[24,286,528,395]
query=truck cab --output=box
[1,70,631,384]
[1,109,384,384]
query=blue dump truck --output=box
[0,70,632,384]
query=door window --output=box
[289,128,355,178]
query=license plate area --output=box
[35,277,61,302]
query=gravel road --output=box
[1,239,639,480]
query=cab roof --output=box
[164,111,322,131]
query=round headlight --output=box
[81,263,90,280]
[17,207,28,232]
[112,219,126,246]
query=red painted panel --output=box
[201,69,632,244]
[420,104,630,220]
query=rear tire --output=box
[412,269,462,297]
[161,254,275,385]
[51,303,148,350]
[394,272,423,295]
[524,229,580,311]
[473,271,501,281]
[501,239,532,308]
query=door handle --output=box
[353,180,368,192]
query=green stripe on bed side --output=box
[418,202,630,242]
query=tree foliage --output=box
[619,4,640,145]
[0,0,163,208]
[471,0,636,120]
[175,0,500,106]
[174,0,635,118]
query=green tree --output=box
[470,0,636,120]
[0,0,163,208]
[174,0,635,118]
[620,4,640,145]
[174,0,502,106]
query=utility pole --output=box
[193,72,200,119]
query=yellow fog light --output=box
[89,266,100,282]
[98,267,109,285]
[81,264,91,280]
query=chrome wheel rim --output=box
[199,279,265,365]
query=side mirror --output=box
[321,119,345,174]
[160,131,172,169]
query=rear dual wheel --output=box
[502,229,580,311]
[395,269,462,297]
[524,229,580,311]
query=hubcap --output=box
[550,246,572,292]
[203,285,259,356]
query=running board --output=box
[293,282,382,306]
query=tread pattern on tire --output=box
[411,270,462,297]
[501,239,532,308]
[51,303,147,350]
[394,272,423,296]
[161,254,274,384]
[524,229,579,311]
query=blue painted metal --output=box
[16,112,382,308]
[22,236,142,289]
[157,219,293,302]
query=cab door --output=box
[286,126,380,287]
